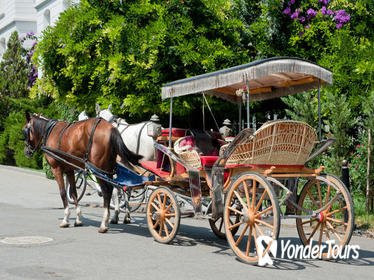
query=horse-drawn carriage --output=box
[23,57,354,265]
[141,57,354,263]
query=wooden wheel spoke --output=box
[156,194,162,207]
[228,206,243,216]
[165,217,174,229]
[151,202,160,211]
[235,224,249,246]
[261,240,273,258]
[256,206,273,218]
[162,194,167,209]
[234,191,248,211]
[301,218,318,225]
[317,181,323,208]
[228,221,243,231]
[306,222,320,244]
[164,221,170,238]
[306,189,319,208]
[254,190,267,212]
[254,223,265,236]
[218,218,224,232]
[158,220,164,236]
[326,221,342,242]
[326,217,348,225]
[165,202,174,213]
[325,184,331,205]
[165,213,175,218]
[252,180,257,210]
[255,218,274,230]
[246,225,253,256]
[243,180,251,209]
[326,206,347,217]
[253,227,260,259]
[152,219,160,229]
[318,223,324,246]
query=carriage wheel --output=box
[224,172,280,264]
[66,171,87,204]
[296,174,354,259]
[146,187,181,244]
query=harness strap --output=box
[84,118,102,161]
[58,122,73,150]
[43,119,58,147]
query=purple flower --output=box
[26,31,35,36]
[283,7,291,15]
[327,9,334,16]
[306,25,311,29]
[334,9,350,24]
[299,16,306,22]
[299,31,304,36]
[291,8,300,19]
[32,42,37,47]
[62,44,65,49]
[319,0,329,4]
[120,0,122,5]
[321,6,327,15]
[336,23,343,29]
[152,35,155,39]
[307,8,317,19]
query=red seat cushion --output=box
[199,156,219,167]
[161,128,187,137]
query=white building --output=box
[0,0,72,58]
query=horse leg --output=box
[66,171,83,227]
[98,180,113,233]
[51,167,70,228]
[110,187,119,224]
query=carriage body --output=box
[139,57,354,264]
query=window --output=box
[0,38,6,58]
[43,9,51,28]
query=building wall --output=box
[0,0,73,58]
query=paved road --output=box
[0,165,373,280]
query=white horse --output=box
[96,104,159,224]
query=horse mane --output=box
[32,114,50,139]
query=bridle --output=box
[22,118,43,157]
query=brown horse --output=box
[22,112,141,233]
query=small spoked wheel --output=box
[224,172,280,264]
[66,171,87,204]
[296,174,354,259]
[146,187,181,244]
[209,207,240,239]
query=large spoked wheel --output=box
[296,174,354,259]
[66,171,87,204]
[224,172,280,264]
[146,187,181,244]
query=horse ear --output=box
[108,104,112,112]
[25,111,31,122]
[95,103,100,115]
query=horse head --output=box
[78,110,89,121]
[96,104,116,123]
[22,112,49,158]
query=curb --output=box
[0,164,46,178]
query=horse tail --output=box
[110,127,142,166]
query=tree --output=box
[34,0,250,122]
[0,31,30,99]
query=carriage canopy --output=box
[161,57,332,104]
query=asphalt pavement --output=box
[0,165,373,280]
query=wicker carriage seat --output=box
[225,120,317,166]
[174,135,221,169]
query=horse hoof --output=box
[60,222,70,228]
[74,221,83,227]
[110,219,118,224]
[123,218,131,224]
[98,227,108,233]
